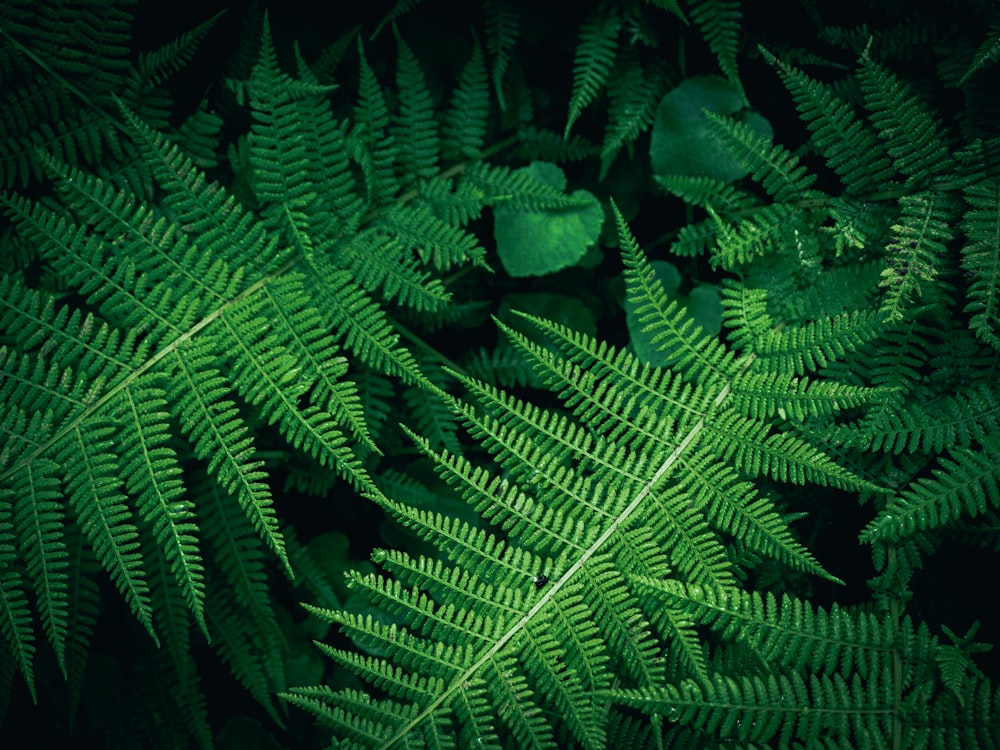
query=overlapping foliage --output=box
[1,0,998,748]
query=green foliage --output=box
[650,76,773,185]
[2,0,999,748]
[493,162,604,277]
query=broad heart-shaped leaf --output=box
[494,161,604,277]
[650,75,773,183]
[625,260,722,366]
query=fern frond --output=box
[961,177,1000,350]
[764,49,894,193]
[392,30,440,188]
[616,204,738,381]
[655,175,753,213]
[688,0,741,85]
[371,0,422,39]
[61,527,101,715]
[248,21,358,243]
[256,271,378,453]
[610,662,895,746]
[11,458,70,676]
[483,0,520,110]
[196,477,274,626]
[353,43,400,206]
[463,344,539,389]
[861,437,1000,543]
[442,39,489,161]
[59,415,156,641]
[289,207,895,747]
[601,55,671,179]
[120,105,283,271]
[835,383,1000,454]
[167,338,285,567]
[402,365,462,454]
[722,283,884,375]
[704,111,818,202]
[634,579,897,675]
[307,255,427,386]
[708,202,802,268]
[0,0,134,188]
[115,376,208,637]
[221,290,375,495]
[858,55,954,186]
[143,535,213,749]
[879,191,955,321]
[466,161,594,212]
[0,486,37,702]
[958,20,1000,86]
[205,579,286,722]
[375,201,487,273]
[705,407,875,490]
[565,10,621,138]
[135,12,222,88]
[515,126,599,164]
[729,370,882,421]
[670,217,724,257]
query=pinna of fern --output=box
[608,577,1000,749]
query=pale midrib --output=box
[379,355,753,749]
[0,260,295,488]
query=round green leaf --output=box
[494,161,604,277]
[650,75,773,183]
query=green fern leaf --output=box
[861,437,1000,543]
[11,458,70,676]
[62,528,101,714]
[0,484,38,702]
[143,534,213,749]
[835,382,1000,455]
[354,42,401,206]
[371,202,486,274]
[60,416,156,642]
[392,30,440,188]
[205,579,286,722]
[466,161,594,212]
[707,203,802,267]
[0,0,134,188]
[688,0,741,85]
[617,204,738,382]
[601,55,671,179]
[879,191,955,321]
[858,55,954,186]
[308,254,427,386]
[121,106,283,271]
[722,282,884,376]
[609,665,893,746]
[483,0,520,110]
[961,177,1000,350]
[248,21,359,243]
[167,339,286,571]
[959,20,1000,85]
[704,110,818,203]
[764,49,894,193]
[443,39,490,161]
[136,12,222,88]
[565,10,621,138]
[115,377,208,637]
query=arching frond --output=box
[565,10,621,138]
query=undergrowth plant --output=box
[1,0,998,748]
